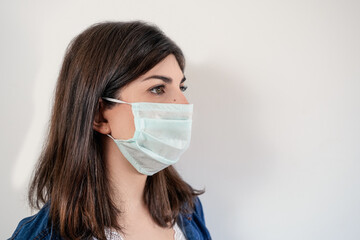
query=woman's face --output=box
[103,54,189,140]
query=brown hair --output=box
[28,21,203,239]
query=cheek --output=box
[109,106,135,140]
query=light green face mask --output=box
[102,97,193,176]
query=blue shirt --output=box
[9,197,211,240]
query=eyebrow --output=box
[142,75,186,84]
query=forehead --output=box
[135,54,184,83]
[117,54,185,97]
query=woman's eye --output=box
[149,85,165,95]
[180,85,188,92]
[149,85,188,95]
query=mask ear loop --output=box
[106,134,116,141]
[102,97,132,105]
[102,97,133,141]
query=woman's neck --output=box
[102,136,175,238]
[103,136,148,215]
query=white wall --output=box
[1,0,360,239]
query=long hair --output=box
[28,21,203,240]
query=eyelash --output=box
[149,84,188,95]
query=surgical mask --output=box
[102,97,193,176]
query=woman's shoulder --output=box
[9,203,62,240]
[178,196,212,240]
[9,198,211,240]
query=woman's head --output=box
[56,20,186,145]
[94,54,189,142]
[29,21,202,239]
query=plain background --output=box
[1,0,360,239]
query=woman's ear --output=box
[93,99,111,134]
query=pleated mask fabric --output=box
[102,97,193,175]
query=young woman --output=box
[10,21,211,240]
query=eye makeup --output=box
[148,84,188,95]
